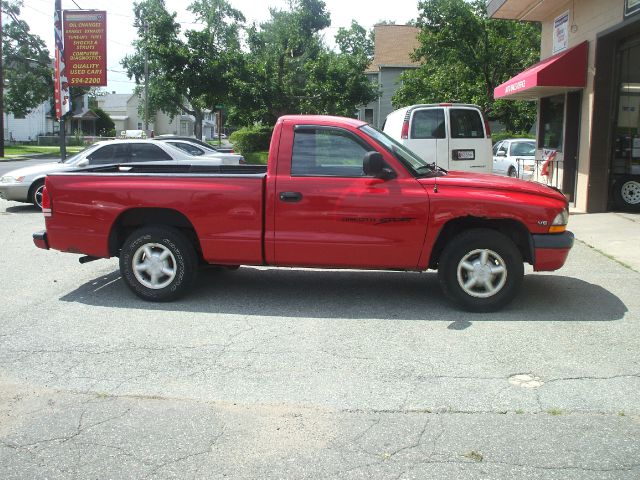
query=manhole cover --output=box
[509,374,544,389]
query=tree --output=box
[1,0,53,116]
[92,107,115,136]
[335,21,373,59]
[393,0,540,132]
[122,0,245,139]
[230,0,378,126]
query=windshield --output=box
[61,144,99,164]
[511,141,535,157]
[359,124,434,176]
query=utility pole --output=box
[0,6,5,158]
[143,21,149,132]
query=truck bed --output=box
[45,164,267,264]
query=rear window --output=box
[510,142,535,156]
[411,109,445,139]
[450,108,485,139]
[130,144,173,162]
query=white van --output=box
[382,104,492,173]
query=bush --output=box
[491,130,534,144]
[229,125,273,154]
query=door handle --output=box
[279,191,303,202]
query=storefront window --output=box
[539,95,565,151]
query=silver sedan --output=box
[0,139,243,209]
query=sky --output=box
[23,0,421,94]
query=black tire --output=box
[119,226,198,301]
[437,229,523,312]
[508,166,518,178]
[613,175,640,212]
[29,179,45,209]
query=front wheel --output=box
[119,226,198,301]
[437,229,523,312]
[29,180,45,209]
[507,166,518,178]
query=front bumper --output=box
[0,183,30,202]
[33,230,49,250]
[532,231,574,271]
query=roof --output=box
[278,115,366,128]
[366,25,421,73]
[97,94,133,111]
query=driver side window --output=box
[291,128,371,177]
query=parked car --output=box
[155,135,234,154]
[493,139,537,179]
[34,115,573,312]
[158,139,244,164]
[0,139,238,209]
[382,103,492,173]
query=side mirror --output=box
[77,159,89,168]
[497,151,507,157]
[363,151,395,179]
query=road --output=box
[0,158,59,177]
[0,198,639,479]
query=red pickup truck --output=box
[33,115,573,312]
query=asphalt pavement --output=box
[0,199,639,479]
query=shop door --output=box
[563,91,581,202]
[611,38,640,210]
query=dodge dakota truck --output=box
[33,115,574,312]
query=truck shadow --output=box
[59,267,628,323]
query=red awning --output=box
[494,41,589,100]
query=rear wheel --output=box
[119,226,198,301]
[437,229,523,312]
[29,180,45,209]
[508,166,518,178]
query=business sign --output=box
[626,0,640,16]
[553,11,569,54]
[54,0,69,119]
[63,10,107,87]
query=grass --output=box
[547,408,563,416]
[243,151,269,165]
[463,450,483,462]
[1,145,84,160]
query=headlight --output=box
[548,209,569,233]
[0,175,25,183]
[552,209,569,225]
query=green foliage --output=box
[122,0,245,139]
[92,108,116,136]
[491,130,534,144]
[335,21,374,58]
[229,125,273,154]
[1,0,53,116]
[394,0,540,132]
[228,1,378,126]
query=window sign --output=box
[553,11,570,54]
[625,0,640,17]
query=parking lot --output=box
[1,196,639,479]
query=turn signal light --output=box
[401,120,409,139]
[548,225,566,233]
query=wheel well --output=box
[108,208,202,258]
[428,216,533,269]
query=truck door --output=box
[406,107,448,168]
[273,125,429,269]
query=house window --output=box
[364,109,374,125]
[539,95,565,151]
[137,122,143,130]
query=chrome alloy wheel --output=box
[132,243,177,289]
[456,248,508,298]
[621,180,640,205]
[34,184,45,209]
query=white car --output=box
[492,139,536,179]
[382,103,492,173]
[0,139,241,209]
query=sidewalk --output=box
[569,212,640,272]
